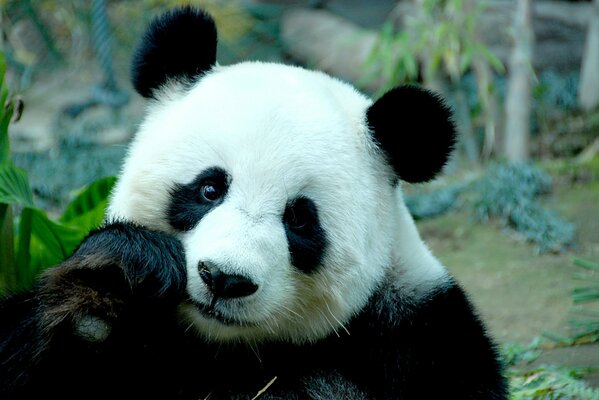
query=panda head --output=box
[107,7,456,344]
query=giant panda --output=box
[0,7,507,400]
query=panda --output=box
[0,6,507,400]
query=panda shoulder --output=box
[363,266,481,332]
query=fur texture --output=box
[0,6,507,399]
[0,224,505,399]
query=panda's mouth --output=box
[189,299,257,327]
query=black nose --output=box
[198,261,259,299]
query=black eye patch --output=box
[283,197,327,273]
[167,167,229,231]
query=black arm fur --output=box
[0,221,187,399]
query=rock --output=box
[281,9,378,87]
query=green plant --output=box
[566,257,599,344]
[472,163,575,253]
[501,338,542,368]
[508,365,599,400]
[362,0,504,161]
[501,338,599,399]
[0,53,114,293]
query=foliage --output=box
[471,163,575,253]
[0,53,114,293]
[534,71,580,113]
[13,144,124,212]
[406,163,574,253]
[501,338,543,368]
[362,0,504,163]
[501,338,599,399]
[405,183,465,220]
[508,365,599,400]
[3,0,278,91]
[565,257,599,344]
[363,0,503,93]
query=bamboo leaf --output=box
[574,257,599,271]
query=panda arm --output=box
[356,281,508,400]
[0,221,188,398]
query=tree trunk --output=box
[504,0,534,162]
[578,0,599,111]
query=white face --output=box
[107,62,399,344]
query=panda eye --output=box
[284,198,314,232]
[200,183,222,202]
[284,206,307,230]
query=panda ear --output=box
[366,86,457,183]
[131,6,217,99]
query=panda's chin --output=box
[185,299,258,328]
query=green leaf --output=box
[0,52,6,82]
[0,165,35,208]
[60,176,116,230]
[14,207,33,289]
[574,257,599,271]
[0,52,13,168]
[476,44,505,73]
[0,203,17,291]
[20,208,87,280]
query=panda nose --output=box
[198,261,258,299]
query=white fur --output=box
[107,62,449,344]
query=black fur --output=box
[168,167,230,231]
[131,6,217,98]
[367,86,457,183]
[0,222,188,399]
[283,197,327,273]
[0,224,507,399]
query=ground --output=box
[417,179,599,387]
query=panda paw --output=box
[36,221,187,342]
[71,221,187,300]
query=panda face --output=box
[108,7,456,344]
[109,62,398,343]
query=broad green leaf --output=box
[25,208,86,275]
[0,203,17,291]
[0,166,34,207]
[0,100,13,167]
[60,176,116,230]
[14,206,33,290]
[0,165,35,208]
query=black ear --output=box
[131,6,217,99]
[366,86,457,183]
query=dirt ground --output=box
[417,180,599,387]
